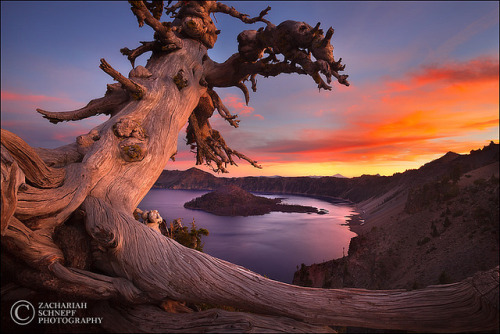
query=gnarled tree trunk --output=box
[1,1,498,333]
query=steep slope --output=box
[293,143,499,290]
[157,142,499,289]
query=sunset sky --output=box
[1,1,499,177]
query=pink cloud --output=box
[1,90,70,103]
[222,94,255,115]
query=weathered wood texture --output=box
[91,302,335,333]
[1,1,498,333]
[84,194,500,332]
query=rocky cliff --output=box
[293,142,499,290]
[156,142,499,289]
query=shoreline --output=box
[153,186,362,231]
[343,213,365,235]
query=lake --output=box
[139,189,357,283]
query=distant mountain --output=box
[293,142,499,290]
[155,167,221,190]
[332,173,347,178]
[156,142,498,203]
[156,142,499,289]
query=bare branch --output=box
[129,0,183,49]
[186,94,260,173]
[165,0,182,17]
[37,84,130,124]
[204,54,307,92]
[120,41,156,67]
[206,89,239,128]
[214,3,271,25]
[99,59,146,100]
[205,20,349,92]
[250,74,258,92]
[236,81,250,105]
[144,0,163,20]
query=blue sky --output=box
[1,1,499,177]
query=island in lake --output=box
[184,185,328,216]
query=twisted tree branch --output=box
[206,88,239,128]
[214,3,272,25]
[1,129,65,189]
[120,41,156,67]
[186,94,260,173]
[37,83,129,124]
[129,0,183,49]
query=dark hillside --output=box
[156,142,499,288]
[157,142,498,204]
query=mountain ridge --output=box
[155,142,498,203]
[155,142,499,288]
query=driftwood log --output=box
[1,1,498,333]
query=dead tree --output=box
[1,1,498,332]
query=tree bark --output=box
[1,1,498,333]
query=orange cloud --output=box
[411,57,499,85]
[118,57,500,177]
[241,56,499,169]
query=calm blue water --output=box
[139,189,357,283]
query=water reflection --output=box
[139,189,357,283]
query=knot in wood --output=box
[277,21,317,49]
[76,129,101,147]
[180,15,218,48]
[173,69,188,90]
[90,226,117,248]
[119,138,147,162]
[182,17,206,38]
[113,119,147,140]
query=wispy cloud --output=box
[1,90,70,103]
[1,90,107,148]
[241,55,499,166]
[410,57,499,85]
[426,10,499,62]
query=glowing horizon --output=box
[1,2,498,178]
